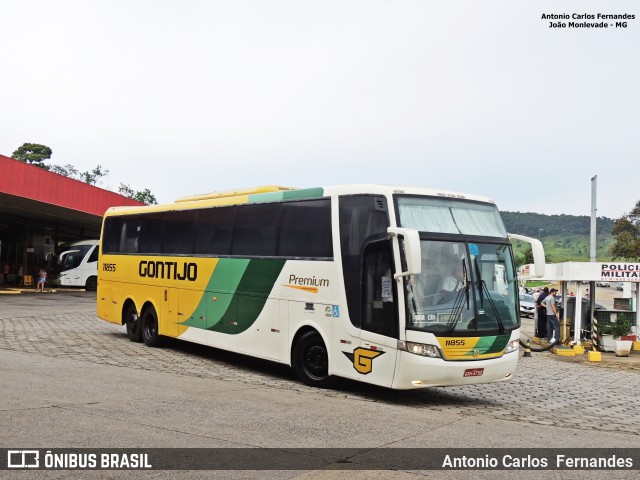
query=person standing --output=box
[543,288,560,344]
[2,262,9,285]
[535,287,549,339]
[37,266,47,292]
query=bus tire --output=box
[141,306,166,348]
[124,304,142,343]
[85,276,98,291]
[292,330,334,388]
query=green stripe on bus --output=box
[209,258,286,334]
[471,334,510,355]
[179,258,250,330]
[248,187,324,204]
[248,192,285,203]
[281,188,324,200]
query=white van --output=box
[50,240,99,291]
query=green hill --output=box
[501,211,616,264]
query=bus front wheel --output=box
[141,306,166,348]
[293,331,334,388]
[124,304,142,342]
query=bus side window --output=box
[102,218,123,254]
[194,206,235,256]
[232,203,281,256]
[163,211,196,254]
[278,200,332,258]
[120,218,140,253]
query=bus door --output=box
[356,241,399,388]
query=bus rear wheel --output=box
[293,331,334,388]
[124,304,142,342]
[141,306,166,348]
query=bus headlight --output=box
[504,340,519,354]
[398,341,441,358]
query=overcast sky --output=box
[1,0,638,218]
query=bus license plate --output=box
[463,368,484,377]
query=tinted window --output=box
[102,218,123,253]
[138,213,164,254]
[194,207,235,255]
[278,200,332,258]
[163,211,196,254]
[232,204,281,256]
[120,217,142,253]
[104,199,333,259]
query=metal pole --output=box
[589,175,597,348]
[590,175,597,262]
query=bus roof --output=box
[175,185,297,203]
[103,184,496,216]
[58,239,99,247]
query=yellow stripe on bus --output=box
[283,284,319,294]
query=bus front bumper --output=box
[392,349,519,389]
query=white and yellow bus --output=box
[97,185,544,389]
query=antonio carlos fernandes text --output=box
[442,454,633,469]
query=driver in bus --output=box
[440,263,465,294]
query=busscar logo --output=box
[343,347,384,374]
[8,450,39,469]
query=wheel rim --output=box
[303,344,328,379]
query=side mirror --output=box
[387,227,422,278]
[508,233,546,277]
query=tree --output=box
[118,184,158,205]
[50,164,80,178]
[81,164,109,185]
[514,246,534,269]
[11,143,52,169]
[49,163,108,186]
[611,200,640,261]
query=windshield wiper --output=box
[409,282,420,316]
[474,257,505,333]
[446,259,470,334]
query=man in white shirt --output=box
[441,264,464,294]
[543,288,560,344]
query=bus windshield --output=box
[404,240,518,334]
[56,244,94,272]
[396,196,518,335]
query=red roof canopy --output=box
[1,154,144,216]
